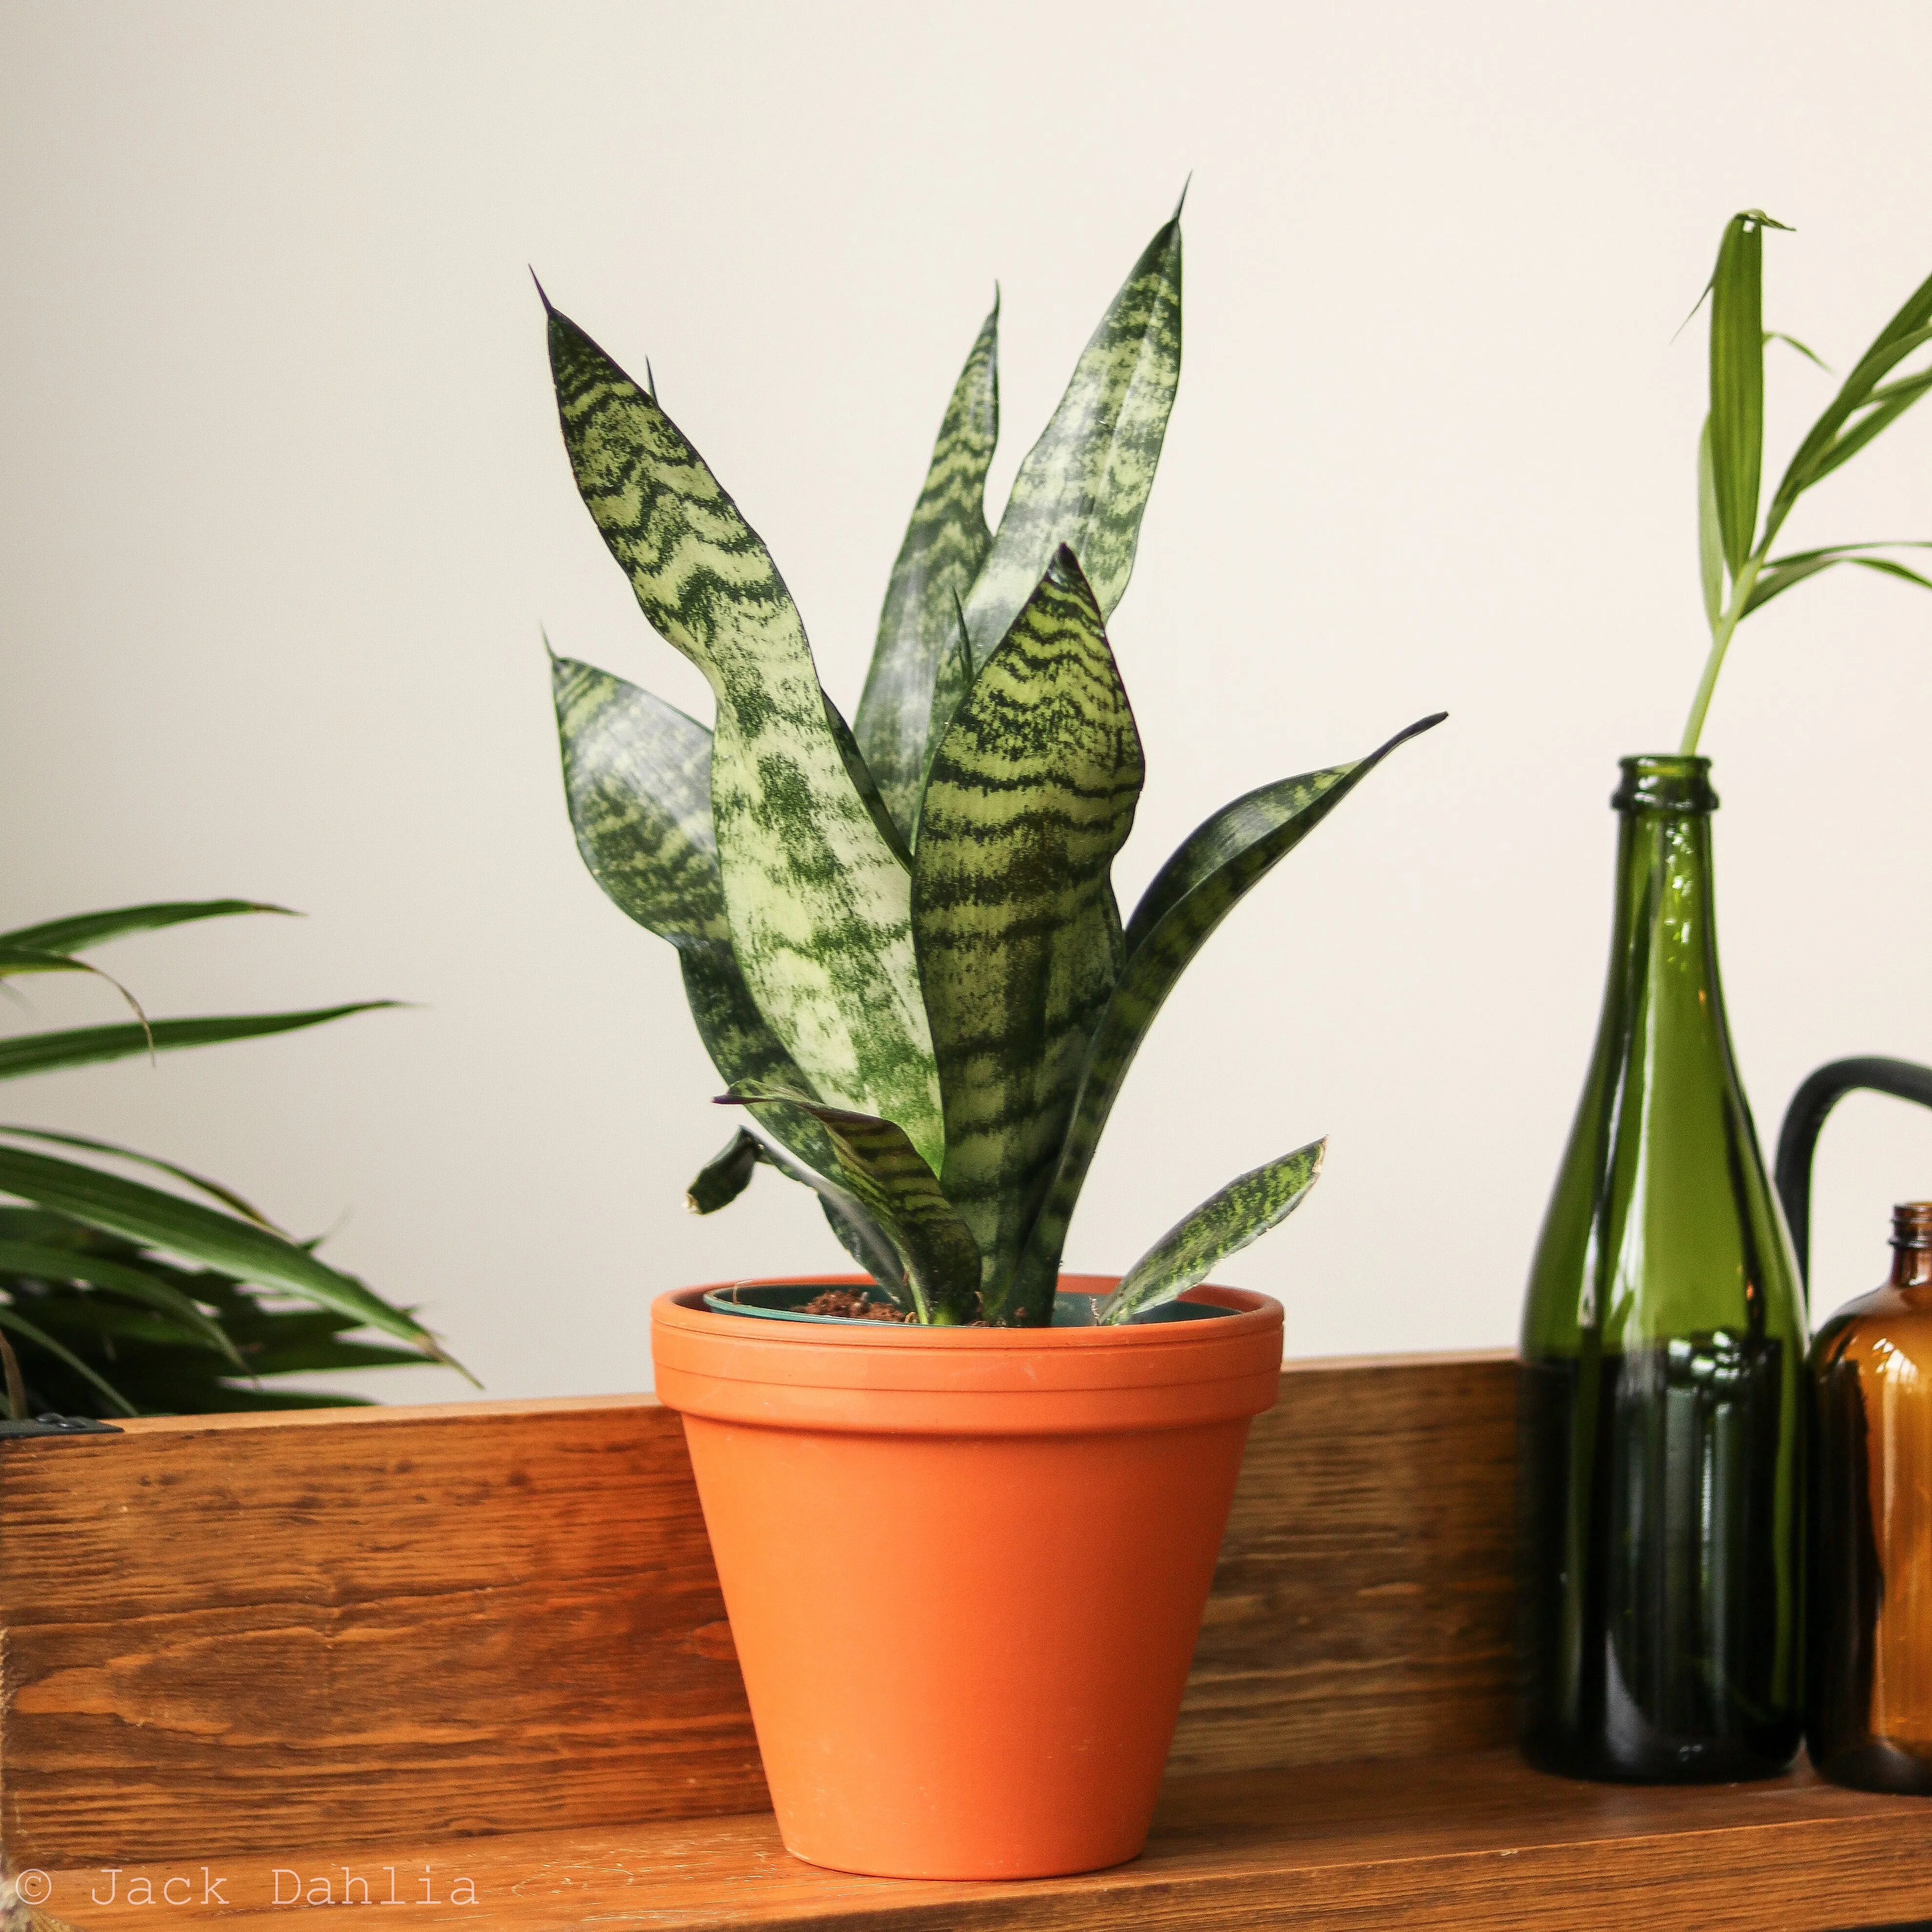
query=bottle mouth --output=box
[1613,754,1718,815]
[1892,1202,1932,1250]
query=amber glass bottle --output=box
[1810,1202,1932,1792]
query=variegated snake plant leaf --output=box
[543,200,1443,1322]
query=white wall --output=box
[3,0,1930,1401]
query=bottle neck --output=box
[1608,756,1723,1008]
[1890,1203,1932,1289]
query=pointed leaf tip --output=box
[529,267,555,314]
[1173,174,1191,220]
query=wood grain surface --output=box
[34,1750,1932,1931]
[0,1355,1516,1867]
[0,1397,765,1866]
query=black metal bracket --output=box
[1775,1055,1932,1305]
[0,1413,124,1440]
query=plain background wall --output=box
[2,0,1930,1402]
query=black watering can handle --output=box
[1775,1055,1932,1304]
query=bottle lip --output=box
[1893,1202,1932,1249]
[1613,754,1719,815]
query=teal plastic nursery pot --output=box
[650,1272,1283,1882]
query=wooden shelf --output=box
[36,1751,1932,1929]
[6,1356,1930,1928]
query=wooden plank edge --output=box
[8,1348,1514,1441]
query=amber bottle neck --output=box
[1890,1203,1932,1288]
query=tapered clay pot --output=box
[650,1271,1283,1880]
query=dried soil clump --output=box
[799,1288,908,1323]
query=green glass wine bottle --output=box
[1518,755,1806,1781]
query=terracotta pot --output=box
[650,1271,1283,1880]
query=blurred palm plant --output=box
[544,201,1442,1326]
[1680,211,1932,749]
[0,899,454,1417]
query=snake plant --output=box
[545,202,1442,1325]
[1680,212,1932,750]
[0,899,455,1415]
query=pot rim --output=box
[653,1272,1279,1351]
[650,1273,1285,1425]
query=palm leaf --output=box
[855,298,1000,838]
[723,1081,979,1323]
[1012,714,1444,1308]
[913,547,1144,1313]
[1697,418,1724,627]
[0,1126,282,1227]
[1742,541,1932,615]
[1803,352,1932,489]
[0,946,150,1037]
[1708,212,1784,576]
[1097,1138,1325,1323]
[0,1003,397,1083]
[0,1238,241,1360]
[546,301,944,1171]
[0,900,293,955]
[0,1144,444,1356]
[1763,273,1932,543]
[237,1337,434,1375]
[959,201,1183,665]
[0,1305,137,1416]
[17,1294,220,1350]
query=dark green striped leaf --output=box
[684,1122,907,1296]
[0,1004,397,1083]
[686,1126,762,1213]
[0,900,293,956]
[723,1081,979,1323]
[913,547,1143,1313]
[552,649,726,942]
[547,302,943,1170]
[1099,1138,1325,1323]
[0,1144,443,1357]
[1013,714,1444,1310]
[856,299,1000,840]
[671,942,844,1178]
[823,689,913,871]
[960,205,1183,665]
[1708,212,1785,576]
[549,649,843,1181]
[921,596,976,819]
